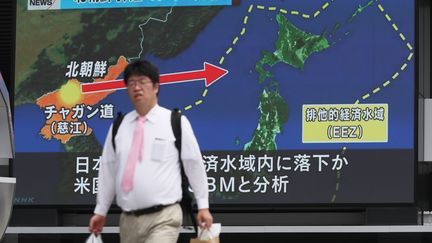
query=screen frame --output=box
[11,0,418,210]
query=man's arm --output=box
[89,126,117,233]
[180,116,213,228]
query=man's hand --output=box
[89,214,106,235]
[197,208,213,230]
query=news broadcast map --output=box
[14,0,415,205]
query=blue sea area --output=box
[14,104,63,152]
[149,0,415,150]
[14,0,415,152]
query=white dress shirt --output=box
[94,104,209,216]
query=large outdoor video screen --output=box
[14,0,415,205]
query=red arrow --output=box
[81,62,228,93]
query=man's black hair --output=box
[123,59,160,85]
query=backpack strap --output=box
[112,112,124,151]
[171,108,198,234]
[171,108,182,152]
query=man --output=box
[89,59,212,243]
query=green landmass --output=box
[243,87,288,151]
[15,6,222,106]
[15,0,85,87]
[273,13,329,69]
[255,51,278,83]
[15,4,222,152]
[349,0,374,22]
[234,136,240,145]
[330,23,341,37]
[247,13,331,150]
[64,135,102,153]
[256,13,329,83]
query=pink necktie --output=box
[121,116,146,192]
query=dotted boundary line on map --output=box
[182,1,344,204]
[331,146,346,203]
[332,2,415,203]
[255,0,334,19]
[183,1,335,111]
[354,3,414,104]
[184,4,256,111]
[180,2,342,203]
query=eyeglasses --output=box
[126,79,153,87]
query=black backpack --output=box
[112,109,198,232]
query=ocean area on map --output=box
[14,0,414,152]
